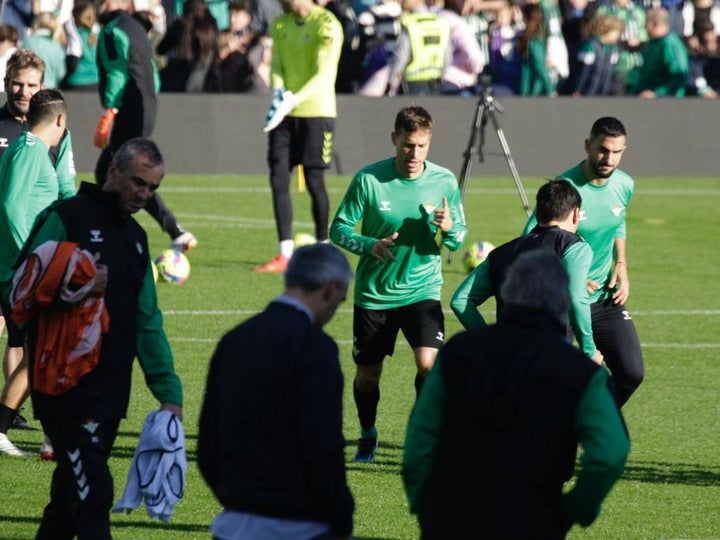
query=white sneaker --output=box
[170,231,198,252]
[0,433,32,457]
[40,434,54,461]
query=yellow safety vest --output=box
[400,12,449,82]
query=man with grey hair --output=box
[403,250,630,539]
[198,243,355,540]
[16,137,183,539]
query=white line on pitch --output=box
[169,338,720,348]
[159,186,720,196]
[162,309,720,316]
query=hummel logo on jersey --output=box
[435,331,444,343]
[579,209,588,221]
[90,229,103,243]
[612,205,624,217]
[380,200,391,212]
[83,420,99,434]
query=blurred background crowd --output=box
[0,0,717,97]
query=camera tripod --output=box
[449,80,532,263]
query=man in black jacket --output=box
[198,243,355,540]
[451,179,602,364]
[94,0,197,253]
[404,250,630,539]
[19,137,183,539]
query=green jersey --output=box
[0,132,69,282]
[524,162,634,303]
[330,157,467,310]
[270,5,343,117]
[55,130,77,200]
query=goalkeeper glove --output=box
[94,108,117,149]
[263,90,299,133]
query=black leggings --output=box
[591,299,644,407]
[269,165,329,242]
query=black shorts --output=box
[353,300,445,366]
[0,296,26,347]
[267,117,335,169]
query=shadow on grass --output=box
[344,438,404,471]
[622,459,720,486]
[117,430,199,442]
[0,514,209,534]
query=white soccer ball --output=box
[462,240,495,273]
[154,249,190,284]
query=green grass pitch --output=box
[1,172,719,539]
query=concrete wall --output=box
[56,92,720,178]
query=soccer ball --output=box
[294,232,317,247]
[154,249,190,284]
[462,240,495,273]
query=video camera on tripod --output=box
[457,76,530,217]
[449,76,531,263]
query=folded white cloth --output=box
[113,410,186,522]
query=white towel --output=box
[113,410,186,522]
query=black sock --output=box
[0,403,17,434]
[353,382,380,430]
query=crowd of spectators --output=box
[1,0,718,96]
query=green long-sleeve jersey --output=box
[330,157,467,310]
[55,130,77,199]
[0,132,74,283]
[270,5,343,117]
[524,162,634,303]
[451,239,596,356]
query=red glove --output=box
[93,108,117,149]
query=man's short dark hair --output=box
[394,105,433,134]
[28,89,66,127]
[535,179,581,224]
[590,116,626,139]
